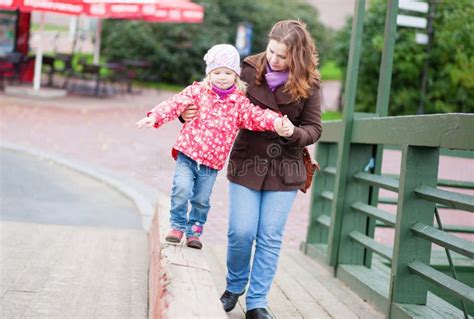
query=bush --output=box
[101,0,332,85]
[334,0,474,115]
[320,60,342,81]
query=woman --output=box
[183,20,322,319]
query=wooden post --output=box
[366,0,399,268]
[327,0,366,266]
[388,145,439,314]
[337,144,373,265]
[304,142,337,258]
[306,142,331,246]
[375,0,399,117]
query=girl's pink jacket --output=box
[148,81,280,170]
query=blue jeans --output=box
[226,182,298,310]
[169,152,218,238]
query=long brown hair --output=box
[255,20,320,101]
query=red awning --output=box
[0,0,204,23]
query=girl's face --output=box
[266,39,289,71]
[209,67,237,90]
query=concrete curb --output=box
[152,197,227,319]
[0,142,165,231]
[4,86,68,99]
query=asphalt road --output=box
[0,149,142,229]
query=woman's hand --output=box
[275,115,294,137]
[136,115,157,128]
[180,105,198,122]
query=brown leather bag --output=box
[300,147,320,193]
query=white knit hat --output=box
[203,44,241,76]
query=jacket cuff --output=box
[279,127,303,146]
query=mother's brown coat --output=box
[227,52,322,191]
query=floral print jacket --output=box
[147,81,280,170]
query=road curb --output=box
[0,142,165,231]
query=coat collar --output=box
[243,53,294,110]
[201,82,243,103]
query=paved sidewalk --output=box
[1,221,148,318]
[0,150,148,318]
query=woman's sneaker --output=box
[165,229,184,243]
[186,237,202,249]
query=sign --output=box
[235,22,252,56]
[399,0,429,13]
[396,14,427,29]
[0,10,16,55]
[415,33,428,45]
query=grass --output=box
[322,111,342,121]
[320,60,343,81]
[31,23,70,33]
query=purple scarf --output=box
[265,63,289,92]
[212,84,236,99]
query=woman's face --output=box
[266,39,289,71]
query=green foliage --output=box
[320,60,342,81]
[101,0,332,85]
[334,0,474,115]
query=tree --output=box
[101,0,332,84]
[334,0,474,115]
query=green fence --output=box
[301,1,474,318]
[302,115,474,318]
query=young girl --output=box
[136,44,293,249]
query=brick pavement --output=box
[1,90,472,249]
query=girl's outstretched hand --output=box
[136,115,156,128]
[275,115,294,137]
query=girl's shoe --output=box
[165,229,184,243]
[186,237,202,249]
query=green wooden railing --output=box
[302,122,474,318]
[302,1,474,318]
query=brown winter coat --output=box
[227,52,322,191]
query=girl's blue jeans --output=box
[226,181,298,311]
[169,152,218,238]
